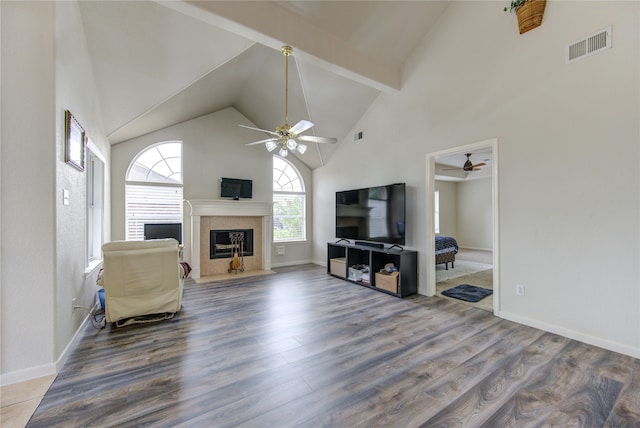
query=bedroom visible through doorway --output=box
[426,139,499,313]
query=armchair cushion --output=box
[100,238,184,324]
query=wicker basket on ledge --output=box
[516,0,546,34]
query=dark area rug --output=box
[441,284,493,302]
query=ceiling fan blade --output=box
[472,162,487,168]
[289,120,314,135]
[298,135,337,144]
[239,124,279,137]
[245,138,278,146]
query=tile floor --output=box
[1,375,56,428]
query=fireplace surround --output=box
[186,200,272,279]
[210,229,254,259]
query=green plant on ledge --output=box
[504,0,527,13]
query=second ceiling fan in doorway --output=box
[444,153,487,172]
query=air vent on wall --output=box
[566,26,611,63]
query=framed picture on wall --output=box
[65,110,85,171]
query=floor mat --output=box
[441,284,493,302]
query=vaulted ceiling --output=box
[79,1,450,169]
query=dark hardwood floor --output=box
[28,264,640,427]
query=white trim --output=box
[0,363,56,387]
[270,259,314,268]
[457,246,493,252]
[0,302,99,386]
[56,302,101,372]
[125,180,183,188]
[497,310,640,359]
[86,138,106,164]
[186,200,273,279]
[187,199,272,217]
[84,259,103,277]
[425,138,499,313]
[125,140,183,184]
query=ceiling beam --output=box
[159,0,401,93]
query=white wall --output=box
[111,107,314,267]
[457,178,492,250]
[0,1,110,384]
[55,0,111,361]
[314,1,639,357]
[1,1,56,382]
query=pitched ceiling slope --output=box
[79,1,449,169]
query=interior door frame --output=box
[425,138,500,313]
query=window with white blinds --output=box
[125,184,183,240]
[273,156,306,242]
[125,142,183,241]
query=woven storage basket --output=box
[516,0,546,34]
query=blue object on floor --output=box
[441,284,492,302]
[97,289,105,310]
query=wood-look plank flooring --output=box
[27,264,640,427]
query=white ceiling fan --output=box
[240,46,337,157]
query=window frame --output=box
[125,142,184,242]
[434,190,440,234]
[272,156,306,243]
[86,139,105,271]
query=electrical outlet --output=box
[276,246,285,256]
[515,284,525,296]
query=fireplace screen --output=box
[210,229,254,259]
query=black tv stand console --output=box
[354,241,384,249]
[327,242,418,297]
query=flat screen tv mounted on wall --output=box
[335,183,406,245]
[220,177,253,199]
[144,223,183,244]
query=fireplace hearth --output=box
[210,229,254,259]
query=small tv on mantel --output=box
[220,177,253,199]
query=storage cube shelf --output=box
[375,271,399,294]
[327,242,417,297]
[329,257,346,278]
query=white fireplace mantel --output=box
[186,199,272,279]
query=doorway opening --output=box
[425,139,499,313]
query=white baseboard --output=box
[270,259,314,268]
[497,310,640,359]
[459,246,493,252]
[57,302,101,372]
[0,363,57,387]
[0,302,100,386]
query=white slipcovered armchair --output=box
[98,238,185,326]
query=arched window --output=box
[125,142,183,241]
[273,156,306,242]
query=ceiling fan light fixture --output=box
[265,141,278,152]
[242,45,336,158]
